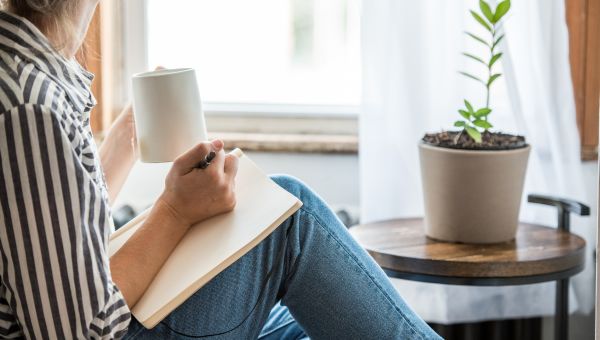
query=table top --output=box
[350,218,586,286]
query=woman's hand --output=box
[99,104,139,203]
[111,139,238,308]
[157,140,240,227]
[114,104,138,155]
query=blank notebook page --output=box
[108,150,302,328]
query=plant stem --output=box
[485,84,490,110]
[485,27,496,120]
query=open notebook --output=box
[108,149,302,329]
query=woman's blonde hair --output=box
[1,0,79,49]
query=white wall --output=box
[116,153,596,224]
[113,151,361,234]
[114,152,360,213]
[564,162,597,340]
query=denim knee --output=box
[270,174,309,200]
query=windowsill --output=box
[208,132,358,154]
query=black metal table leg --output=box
[555,278,569,340]
[529,194,590,340]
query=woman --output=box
[0,0,440,339]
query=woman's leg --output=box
[124,175,440,339]
[257,302,308,340]
[267,175,439,339]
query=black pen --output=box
[197,151,216,169]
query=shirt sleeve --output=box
[0,104,131,339]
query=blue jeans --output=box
[123,175,440,339]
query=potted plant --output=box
[419,0,530,244]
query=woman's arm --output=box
[99,105,138,203]
[110,140,239,307]
[0,104,133,339]
[109,198,190,307]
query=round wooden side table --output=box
[350,218,586,340]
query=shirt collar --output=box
[0,11,96,118]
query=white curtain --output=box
[360,0,595,323]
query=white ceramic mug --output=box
[132,68,208,163]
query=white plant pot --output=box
[419,143,531,244]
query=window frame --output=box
[115,0,359,137]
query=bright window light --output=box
[146,0,361,108]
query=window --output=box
[119,0,358,121]
[147,0,360,110]
[90,0,598,156]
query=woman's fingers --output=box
[211,139,224,150]
[171,139,239,181]
[173,141,223,174]
[162,140,239,225]
[224,153,239,179]
[205,148,226,177]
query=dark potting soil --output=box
[422,131,527,151]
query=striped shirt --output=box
[0,11,131,339]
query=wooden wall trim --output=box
[79,4,103,134]
[567,0,586,137]
[582,0,599,160]
[566,0,600,161]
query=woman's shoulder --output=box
[0,55,72,114]
[0,59,88,158]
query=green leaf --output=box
[464,100,474,113]
[471,10,492,32]
[459,71,485,85]
[462,52,487,66]
[492,34,505,50]
[465,32,490,47]
[458,110,471,119]
[454,120,466,127]
[465,126,483,143]
[494,0,511,23]
[487,73,502,87]
[489,53,503,68]
[473,119,493,129]
[479,0,495,23]
[474,108,492,118]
